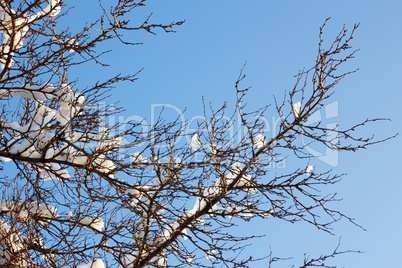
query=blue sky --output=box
[67,1,402,266]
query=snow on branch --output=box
[0,221,24,266]
[0,200,58,225]
[0,0,62,70]
[0,82,123,179]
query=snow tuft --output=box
[189,134,201,151]
[77,259,105,268]
[293,102,302,119]
[79,216,104,232]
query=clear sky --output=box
[67,1,402,267]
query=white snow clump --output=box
[79,216,104,232]
[189,134,201,151]
[253,134,266,149]
[293,101,302,119]
[306,165,314,175]
[77,259,105,268]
